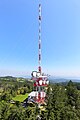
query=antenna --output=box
[30,0,49,105]
[38,3,42,73]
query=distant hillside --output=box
[0,76,27,82]
[49,76,80,83]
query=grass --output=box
[12,93,29,102]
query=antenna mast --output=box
[30,0,49,105]
[38,3,42,73]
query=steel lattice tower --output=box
[30,0,49,105]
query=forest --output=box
[0,76,80,120]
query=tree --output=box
[45,86,55,120]
[66,80,79,107]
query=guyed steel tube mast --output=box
[31,0,49,105]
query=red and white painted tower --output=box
[30,0,49,105]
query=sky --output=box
[0,0,80,78]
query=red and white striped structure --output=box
[30,1,49,104]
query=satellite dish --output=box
[36,82,38,86]
[37,72,41,77]
[39,80,43,85]
[43,80,46,85]
[32,71,37,77]
[46,80,49,85]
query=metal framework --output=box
[30,0,49,105]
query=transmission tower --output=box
[29,0,49,105]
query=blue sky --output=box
[0,0,80,78]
